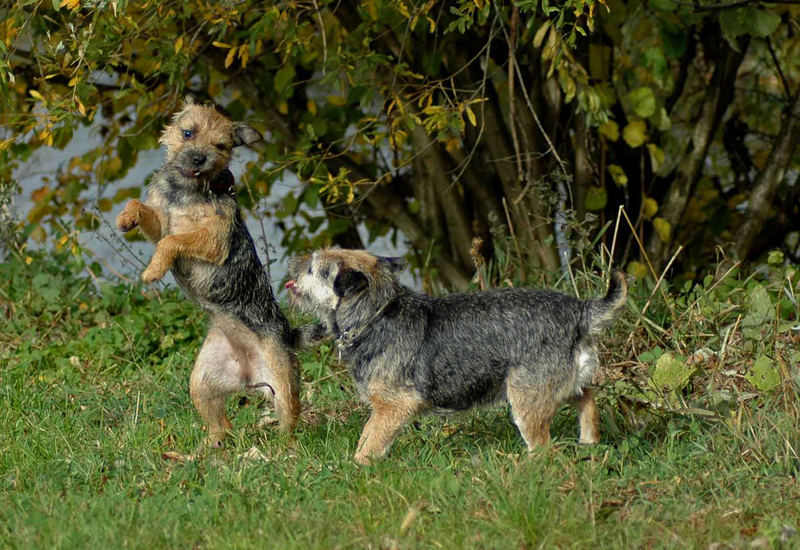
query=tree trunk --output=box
[645,36,749,270]
[731,91,800,260]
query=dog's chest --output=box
[165,204,217,235]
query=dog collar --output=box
[335,299,395,356]
[207,169,236,197]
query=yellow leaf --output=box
[29,89,45,101]
[598,120,618,141]
[622,119,648,148]
[68,75,79,87]
[224,47,236,68]
[76,98,86,116]
[465,105,477,127]
[642,197,658,220]
[363,0,378,20]
[607,164,627,187]
[212,41,231,49]
[626,260,648,280]
[646,143,664,172]
[533,21,551,48]
[238,45,248,68]
[174,35,184,54]
[25,256,33,265]
[326,95,347,107]
[652,217,671,243]
[278,101,288,115]
[60,0,80,10]
[445,136,461,153]
[97,198,112,212]
[307,100,317,116]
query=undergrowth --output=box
[1,245,798,549]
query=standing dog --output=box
[286,249,627,464]
[116,97,300,446]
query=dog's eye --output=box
[182,129,193,139]
[307,266,313,275]
[215,143,227,151]
[320,268,329,278]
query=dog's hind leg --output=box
[506,382,559,449]
[256,336,301,434]
[572,387,600,444]
[190,327,243,447]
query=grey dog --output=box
[285,248,627,464]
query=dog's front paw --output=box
[141,261,168,283]
[116,200,144,232]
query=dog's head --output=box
[160,95,262,184]
[286,249,405,316]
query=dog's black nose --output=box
[191,152,207,167]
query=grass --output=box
[1,249,798,549]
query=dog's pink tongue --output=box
[285,280,296,290]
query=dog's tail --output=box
[586,270,627,335]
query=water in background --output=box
[12,120,409,292]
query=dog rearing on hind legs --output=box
[116,96,301,446]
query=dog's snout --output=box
[190,152,207,166]
[285,280,296,290]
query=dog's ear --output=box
[376,256,406,273]
[233,122,263,148]
[183,94,198,107]
[333,269,368,298]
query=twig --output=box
[765,37,791,100]
[640,244,684,317]
[502,197,525,282]
[311,0,327,75]
[496,4,567,175]
[673,0,800,10]
[507,6,524,186]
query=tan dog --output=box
[117,97,301,446]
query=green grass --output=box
[1,250,798,549]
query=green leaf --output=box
[750,9,781,37]
[650,0,676,11]
[719,7,750,37]
[767,250,784,266]
[585,186,608,212]
[741,284,772,340]
[653,107,672,131]
[623,119,648,148]
[628,87,656,118]
[660,21,687,58]
[273,64,296,95]
[651,353,695,392]
[719,7,780,38]
[745,355,781,391]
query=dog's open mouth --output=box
[179,168,203,179]
[285,280,298,294]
